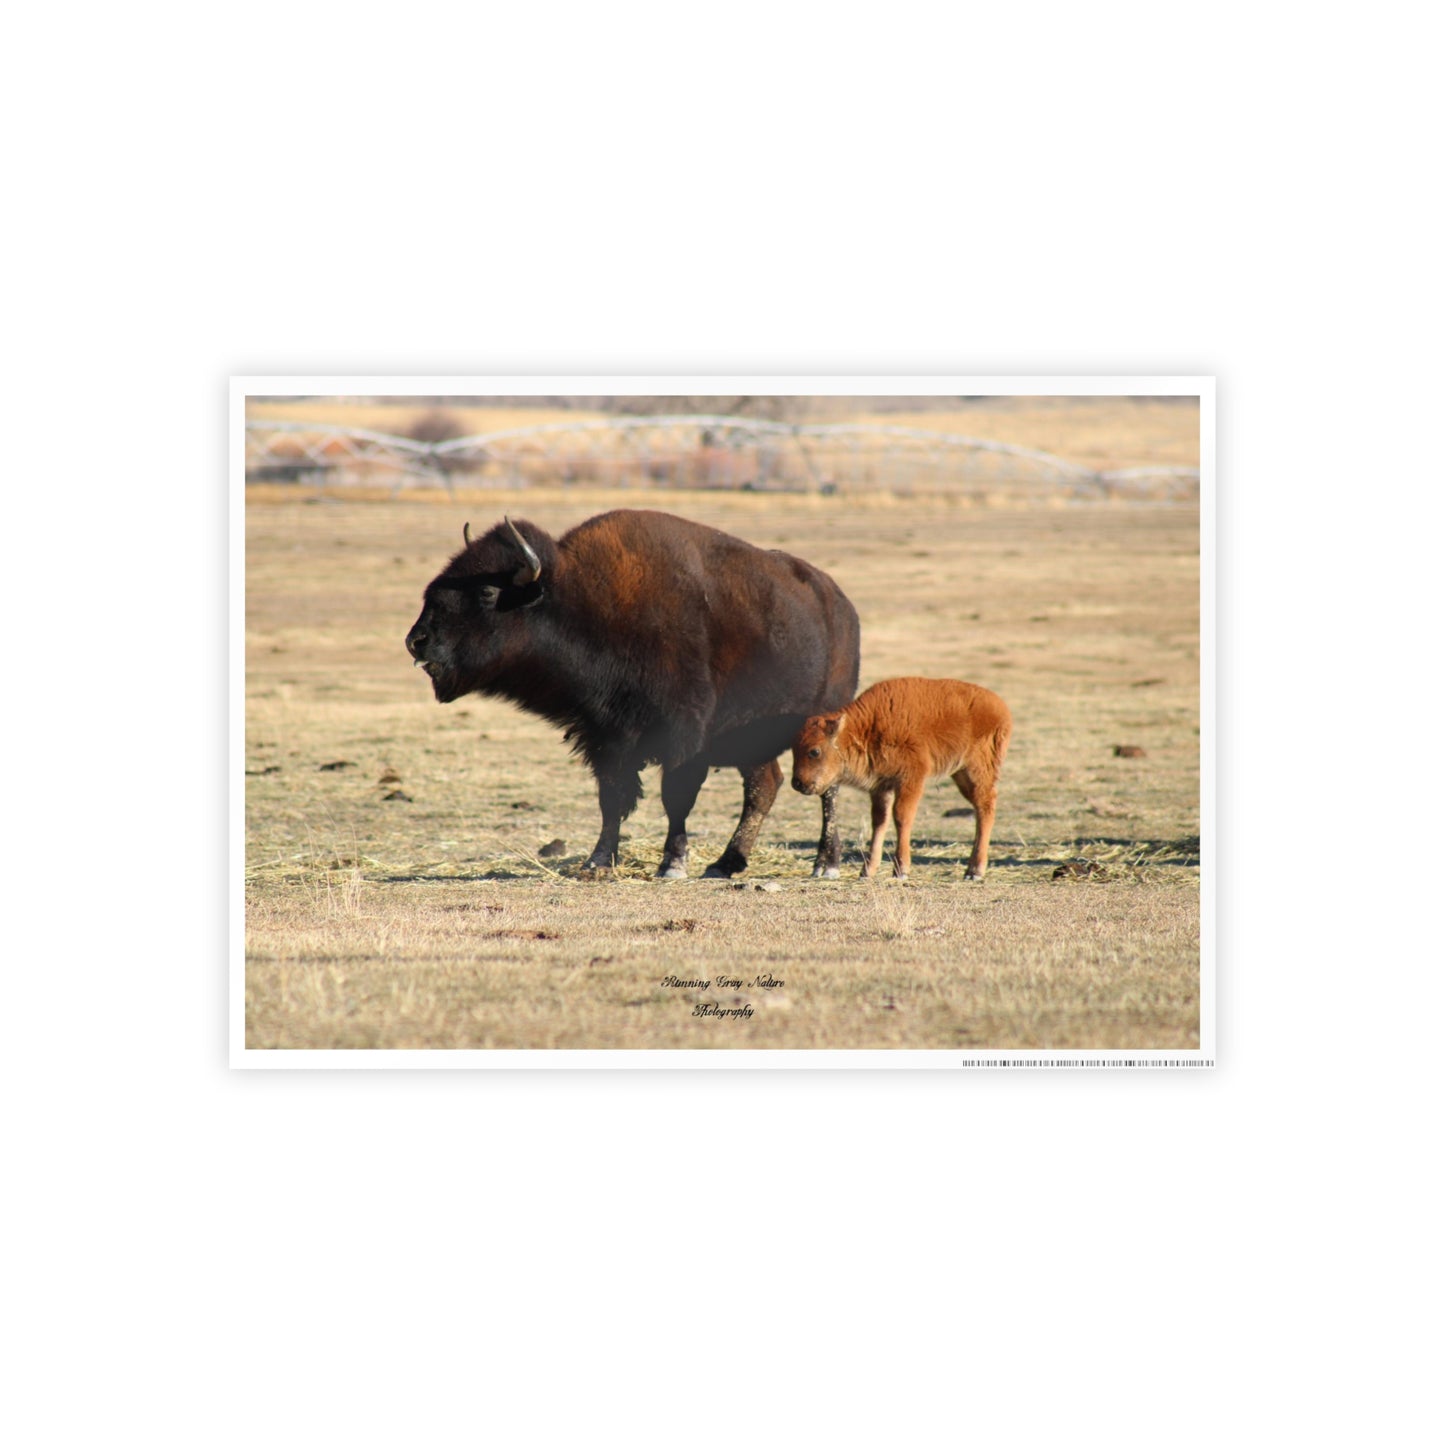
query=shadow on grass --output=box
[378,835,1201,885]
[780,834,1201,872]
[379,870,542,883]
[990,837,1201,869]
[377,858,654,883]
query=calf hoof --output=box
[964,868,985,881]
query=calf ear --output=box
[823,715,844,737]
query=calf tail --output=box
[991,714,1012,773]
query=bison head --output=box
[406,517,551,704]
[790,711,846,794]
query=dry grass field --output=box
[243,401,1202,1054]
[248,395,1200,473]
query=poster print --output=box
[234,379,1212,1068]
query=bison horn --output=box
[463,522,472,547]
[504,516,543,584]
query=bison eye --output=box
[477,585,501,606]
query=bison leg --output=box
[585,764,644,871]
[703,759,782,878]
[657,757,709,880]
[863,786,895,879]
[952,767,998,880]
[811,783,842,879]
[890,779,926,879]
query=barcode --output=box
[960,1058,1213,1068]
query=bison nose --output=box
[407,630,427,659]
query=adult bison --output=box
[405,510,860,879]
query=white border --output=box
[232,376,1214,1069]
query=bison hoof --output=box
[656,863,689,880]
[811,865,841,880]
[703,846,750,879]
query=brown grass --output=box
[246,400,601,436]
[244,404,1200,1052]
[246,395,1200,474]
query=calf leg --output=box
[952,767,998,880]
[812,783,842,879]
[863,786,895,878]
[586,763,644,870]
[657,757,709,879]
[704,759,782,878]
[891,778,926,878]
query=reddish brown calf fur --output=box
[791,677,1012,880]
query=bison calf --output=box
[791,677,1012,880]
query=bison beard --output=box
[405,510,861,879]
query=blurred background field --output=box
[243,395,1202,1052]
[245,393,1200,501]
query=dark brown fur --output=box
[791,677,1012,880]
[406,510,861,879]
